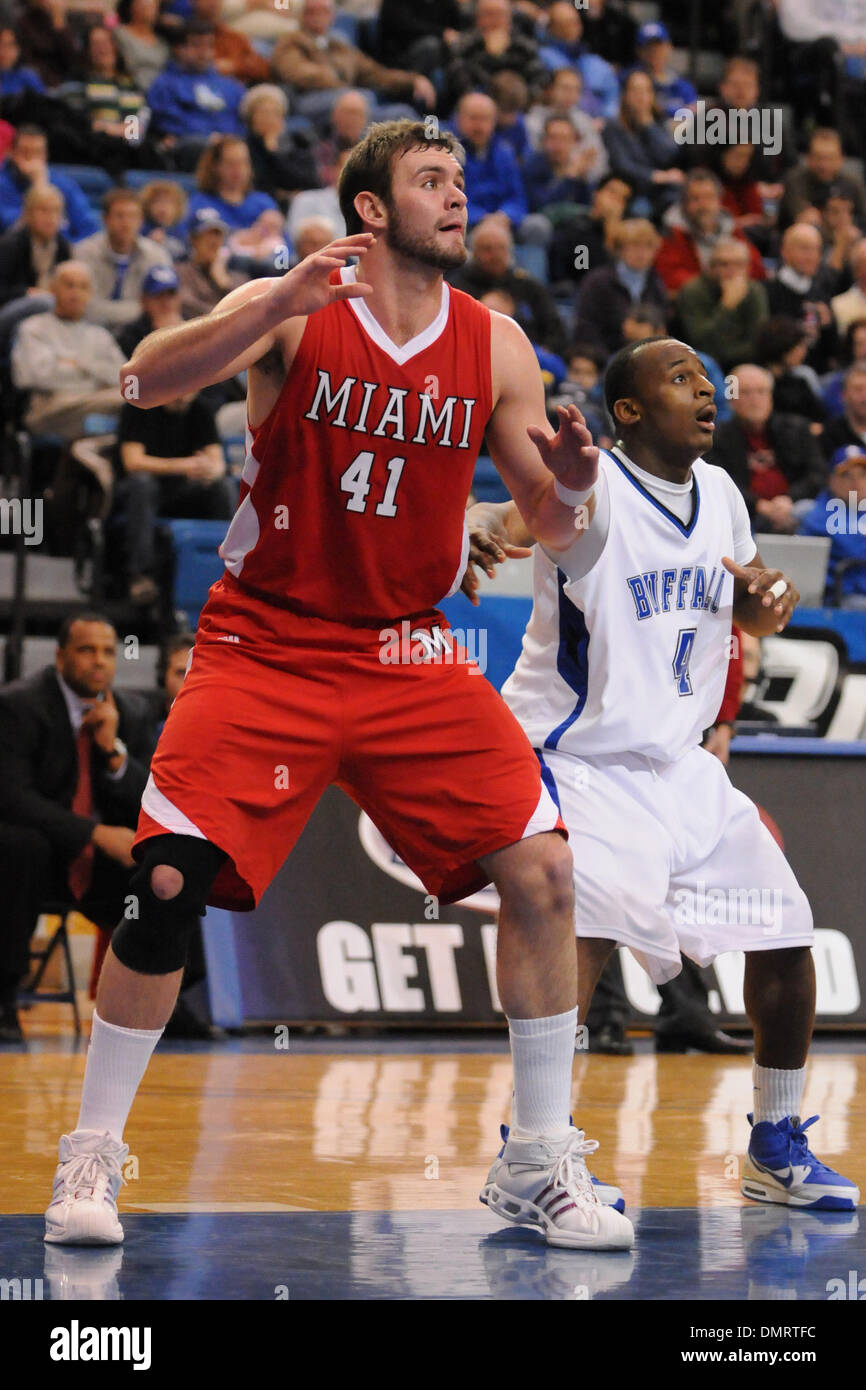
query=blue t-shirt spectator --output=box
[147,61,244,139]
[799,447,866,601]
[185,189,279,234]
[0,64,44,97]
[461,136,527,229]
[522,150,588,212]
[538,39,620,121]
[0,159,98,241]
[497,114,531,167]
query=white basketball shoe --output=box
[480,1126,635,1250]
[44,1130,128,1245]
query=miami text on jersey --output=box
[304,369,477,448]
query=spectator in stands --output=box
[187,133,279,234]
[16,0,80,88]
[451,214,565,354]
[831,239,866,335]
[140,178,188,259]
[780,128,866,229]
[655,169,765,294]
[574,218,667,355]
[114,391,234,606]
[675,237,769,373]
[227,207,288,273]
[536,2,618,119]
[75,188,173,333]
[602,68,684,219]
[822,317,866,417]
[764,222,839,376]
[547,172,630,288]
[292,214,337,259]
[818,185,864,269]
[0,183,68,309]
[579,0,637,68]
[376,0,464,72]
[146,22,246,166]
[115,0,170,93]
[177,207,246,318]
[11,260,124,440]
[286,146,347,245]
[77,24,146,145]
[753,316,827,423]
[717,144,767,237]
[631,20,697,120]
[707,363,827,530]
[0,24,44,96]
[311,87,370,186]
[0,612,152,1041]
[242,85,319,206]
[548,339,607,440]
[525,67,607,181]
[271,0,435,127]
[712,56,790,183]
[0,125,98,241]
[220,0,301,40]
[522,114,593,214]
[800,445,866,608]
[117,263,182,360]
[490,70,531,167]
[479,286,566,392]
[822,362,866,458]
[189,0,269,84]
[453,91,529,234]
[445,0,546,109]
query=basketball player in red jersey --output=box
[44,122,633,1253]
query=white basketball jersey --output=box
[502,447,755,763]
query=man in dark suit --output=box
[0,612,152,1041]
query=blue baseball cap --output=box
[142,265,180,295]
[831,444,866,467]
[637,21,670,45]
[189,207,229,237]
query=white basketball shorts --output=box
[538,743,814,985]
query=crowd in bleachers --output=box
[1,0,866,615]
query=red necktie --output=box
[68,725,95,900]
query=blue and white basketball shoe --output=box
[741,1114,860,1210]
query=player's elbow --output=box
[119,361,159,410]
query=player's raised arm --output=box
[486,312,599,554]
[121,233,375,409]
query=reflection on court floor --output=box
[1,1042,863,1299]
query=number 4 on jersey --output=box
[340,449,406,517]
[672,628,697,696]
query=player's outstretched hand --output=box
[270,234,376,319]
[461,506,532,606]
[722,556,799,632]
[527,404,599,496]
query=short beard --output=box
[384,200,467,271]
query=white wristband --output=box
[553,477,594,508]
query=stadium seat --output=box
[123,169,198,196]
[162,518,228,624]
[472,455,510,505]
[50,163,113,211]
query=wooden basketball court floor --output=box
[2,1014,865,1301]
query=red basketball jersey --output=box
[219,266,493,623]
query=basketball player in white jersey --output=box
[467,337,859,1215]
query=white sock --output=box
[509,1007,577,1139]
[753,1063,805,1125]
[75,1011,164,1143]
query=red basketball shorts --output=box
[135,577,564,910]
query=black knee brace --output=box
[111,835,227,975]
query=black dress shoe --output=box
[656,1026,752,1055]
[590,1022,635,1056]
[0,1004,24,1043]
